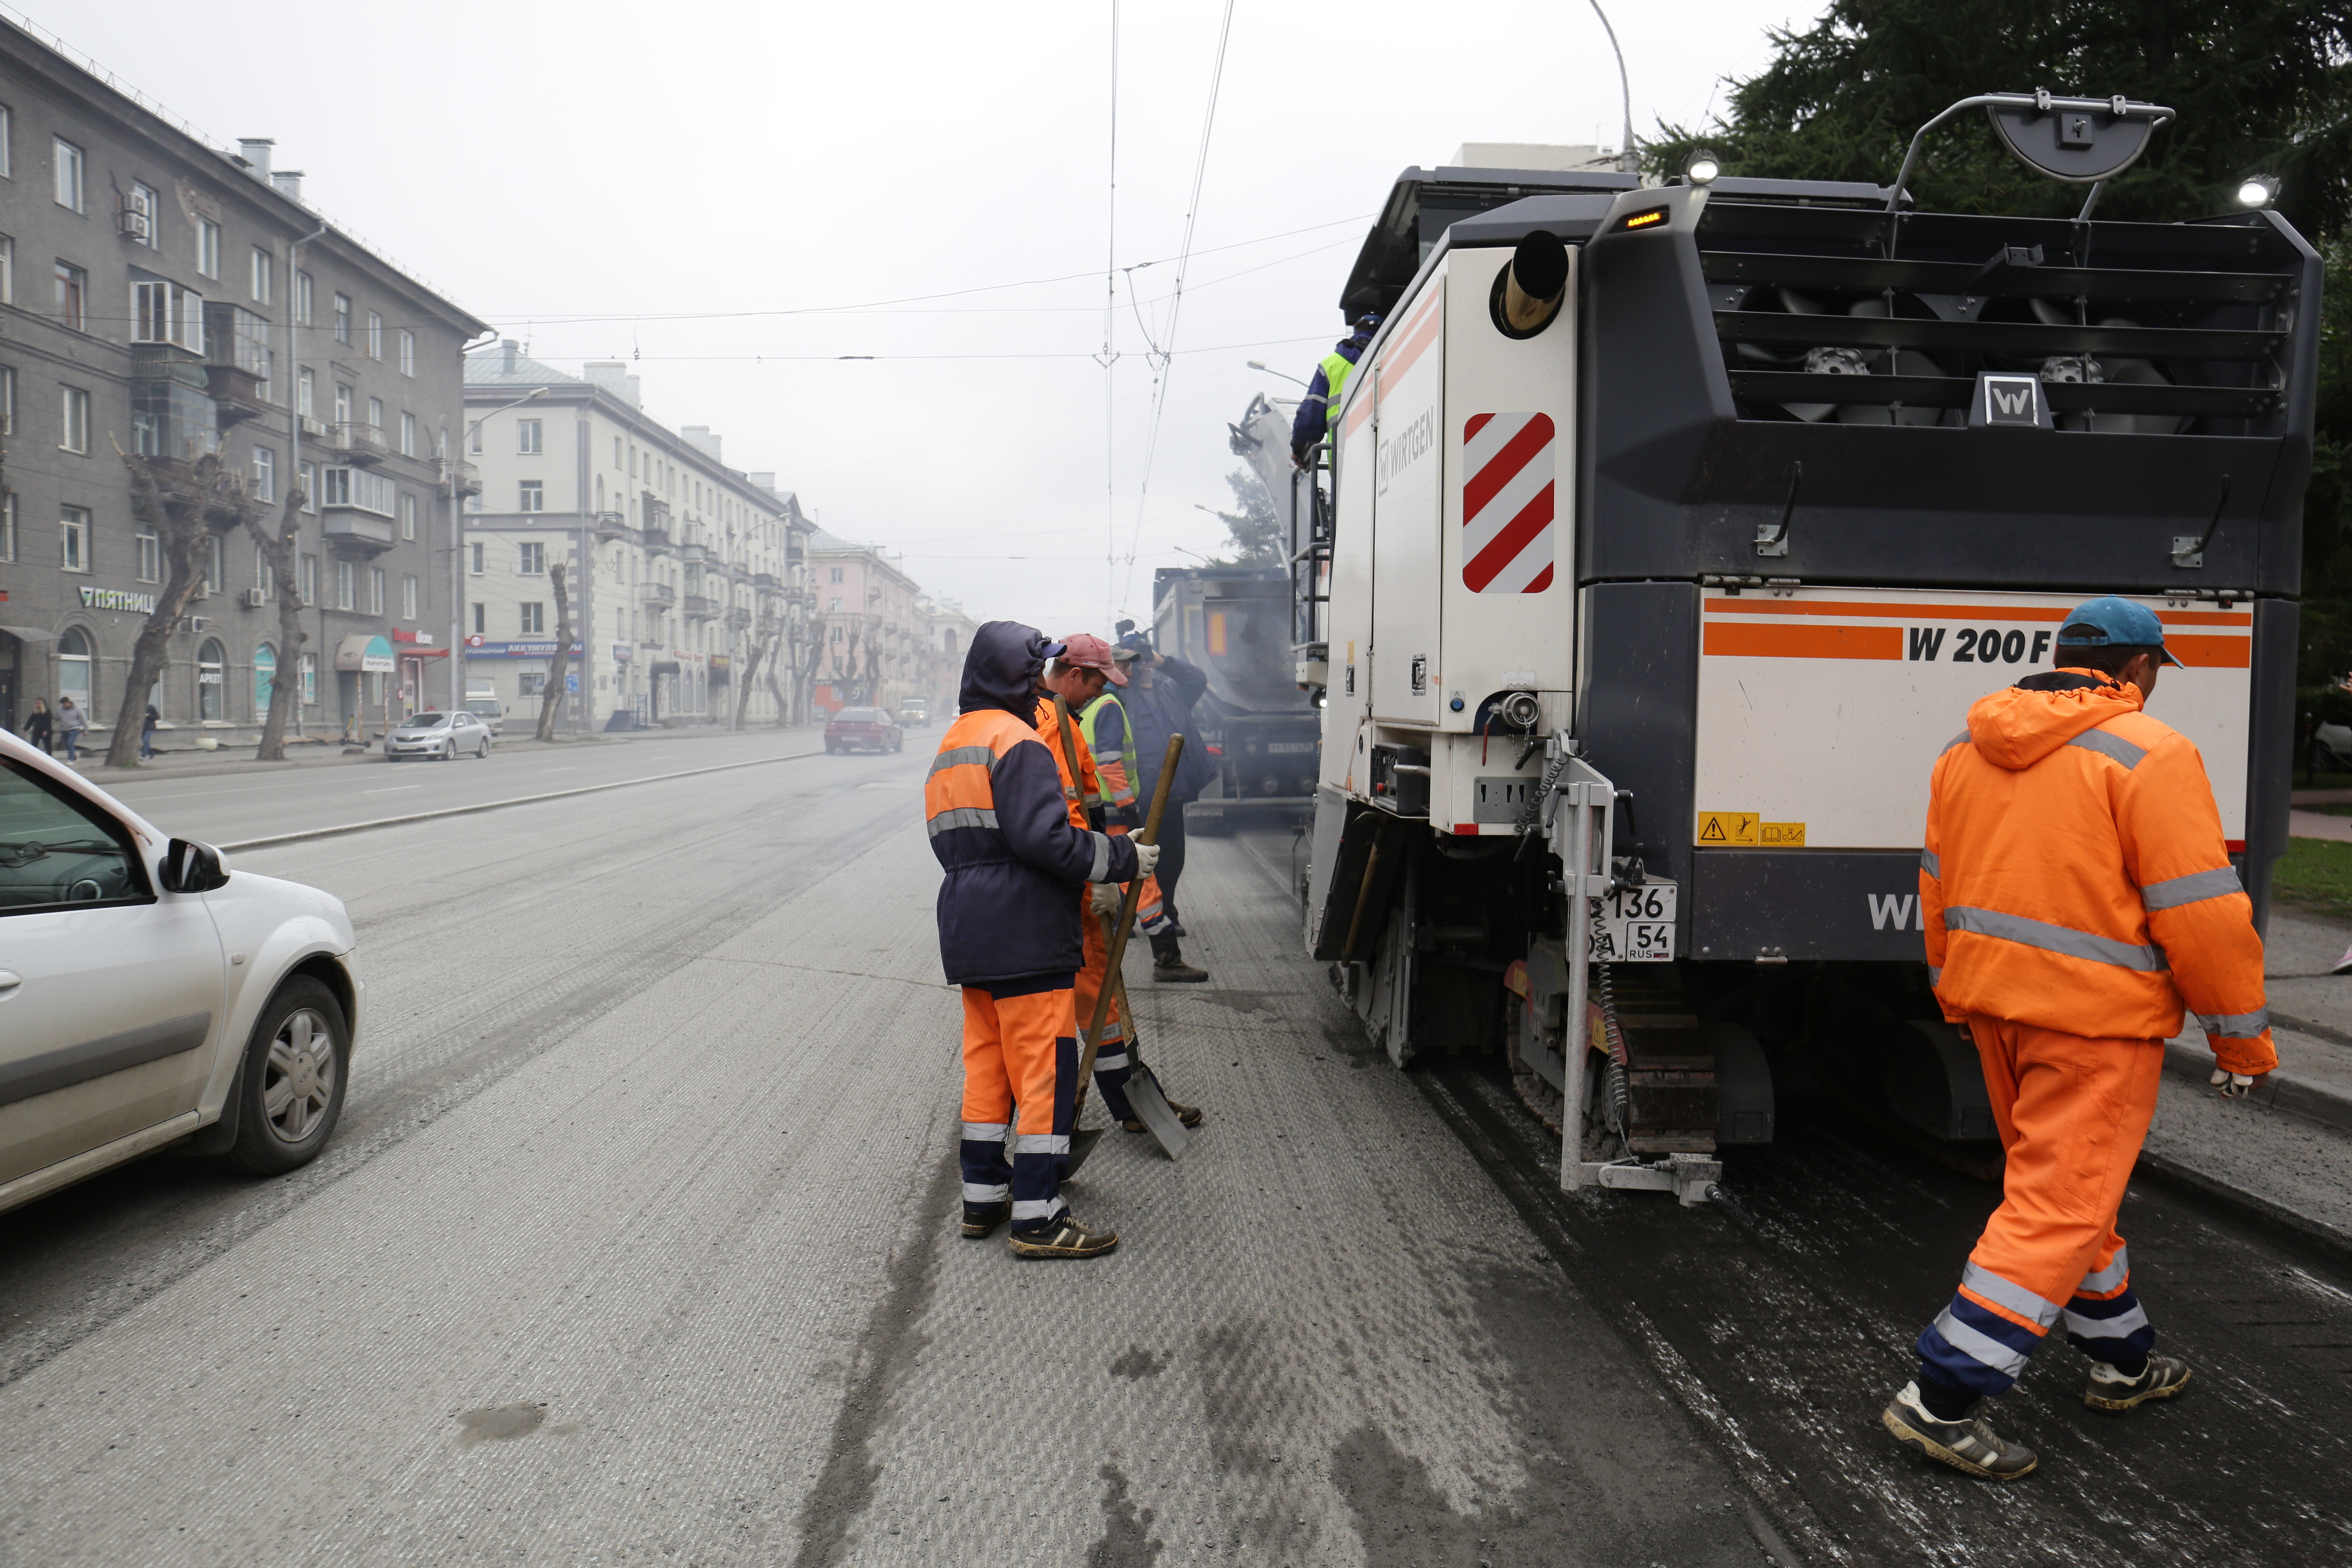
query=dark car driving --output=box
[824,707,903,755]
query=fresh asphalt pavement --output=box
[2,746,2349,1565]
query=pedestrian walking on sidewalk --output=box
[22,697,52,755]
[56,697,87,763]
[928,621,1154,1260]
[140,702,159,761]
[1886,596,2278,1480]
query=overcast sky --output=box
[52,0,1828,637]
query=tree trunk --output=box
[733,626,774,731]
[536,561,573,742]
[109,452,258,768]
[243,488,310,762]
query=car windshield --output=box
[0,761,148,909]
[404,713,450,729]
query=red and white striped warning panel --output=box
[1461,412,1555,593]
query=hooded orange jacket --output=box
[1920,670,2276,1077]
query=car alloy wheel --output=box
[263,1007,339,1145]
[226,976,351,1175]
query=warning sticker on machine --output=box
[1697,587,2252,847]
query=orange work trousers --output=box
[1915,1015,2163,1396]
[958,979,1078,1231]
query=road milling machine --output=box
[1295,108,2321,1202]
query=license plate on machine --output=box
[1588,882,1676,962]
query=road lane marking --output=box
[219,747,832,851]
[363,785,422,794]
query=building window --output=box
[519,541,546,575]
[399,330,414,376]
[297,368,315,420]
[296,271,317,327]
[517,419,542,454]
[197,638,225,721]
[2,364,12,433]
[402,575,418,620]
[399,491,417,540]
[251,445,276,502]
[205,535,224,594]
[0,105,10,178]
[299,552,318,604]
[54,260,86,331]
[61,504,89,571]
[196,218,219,278]
[332,292,350,343]
[368,311,383,359]
[519,481,544,513]
[0,234,11,305]
[58,628,92,709]
[132,280,204,350]
[0,492,11,562]
[335,560,354,611]
[60,385,89,452]
[469,541,485,575]
[53,136,82,211]
[300,461,317,512]
[369,567,386,615]
[519,671,546,698]
[472,602,485,634]
[251,247,272,305]
[830,567,844,583]
[368,396,384,434]
[254,547,274,600]
[137,529,161,582]
[320,466,395,515]
[127,181,159,247]
[335,383,353,427]
[400,411,416,457]
[519,603,545,635]
[253,642,275,713]
[301,651,316,706]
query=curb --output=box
[2134,1148,2352,1263]
[219,746,823,851]
[2160,1029,2352,1136]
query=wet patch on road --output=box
[1083,1462,1163,1567]
[1108,1345,1168,1379]
[454,1401,544,1449]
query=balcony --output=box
[642,527,673,557]
[682,595,718,619]
[727,606,753,629]
[450,460,483,497]
[753,571,782,590]
[641,582,677,607]
[592,511,629,540]
[677,539,708,564]
[323,511,397,553]
[332,421,389,466]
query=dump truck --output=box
[1151,562,1321,832]
[1296,112,2319,1201]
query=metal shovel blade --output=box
[1064,1126,1106,1179]
[1123,1060,1192,1159]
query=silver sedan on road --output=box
[385,709,493,761]
[0,728,362,1216]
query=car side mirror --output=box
[160,838,231,893]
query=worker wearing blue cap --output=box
[1886,595,2278,1479]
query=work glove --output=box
[1089,880,1123,916]
[1132,842,1162,878]
[2210,1068,2264,1098]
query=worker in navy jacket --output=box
[926,620,1154,1259]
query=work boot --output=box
[1008,1213,1119,1259]
[1150,932,1209,983]
[959,1202,1009,1239]
[1881,1382,2038,1481]
[1124,1100,1204,1133]
[2085,1354,2192,1411]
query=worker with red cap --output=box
[1884,595,2278,1479]
[1036,633,1204,1135]
[928,621,1157,1259]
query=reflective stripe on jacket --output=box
[1289,329,1370,454]
[1080,692,1140,819]
[1920,670,2276,1075]
[1031,695,1108,829]
[927,707,1136,987]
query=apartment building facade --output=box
[0,19,485,744]
[807,532,922,717]
[461,345,812,730]
[914,597,977,715]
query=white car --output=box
[385,709,493,761]
[0,728,361,1216]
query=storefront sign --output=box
[390,628,436,645]
[80,586,158,614]
[612,643,633,663]
[467,640,585,659]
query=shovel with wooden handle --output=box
[1050,695,1182,1177]
[1101,931,1191,1159]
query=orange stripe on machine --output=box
[1703,622,1903,660]
[1704,597,2252,628]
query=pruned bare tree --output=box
[242,483,310,761]
[733,618,780,731]
[109,448,263,768]
[535,560,574,742]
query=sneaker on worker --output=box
[1008,1213,1119,1259]
[960,1202,1009,1239]
[1881,1382,2038,1480]
[1149,933,1209,983]
[1123,1100,1204,1134]
[2085,1354,2191,1411]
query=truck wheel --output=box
[224,976,350,1176]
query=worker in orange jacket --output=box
[1035,634,1203,1134]
[1884,596,2279,1480]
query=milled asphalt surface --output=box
[3,746,2349,1564]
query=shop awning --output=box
[0,625,59,643]
[334,633,396,673]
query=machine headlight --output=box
[1684,148,1723,185]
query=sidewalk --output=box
[48,720,817,787]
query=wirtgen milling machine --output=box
[1296,105,2320,1203]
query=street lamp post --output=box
[445,386,547,713]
